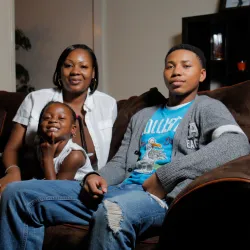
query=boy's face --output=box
[164,49,206,98]
[39,103,76,142]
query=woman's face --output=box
[61,48,95,94]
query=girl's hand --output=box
[40,133,63,161]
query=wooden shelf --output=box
[182,8,250,91]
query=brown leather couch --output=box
[0,81,250,249]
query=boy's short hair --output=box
[166,44,206,69]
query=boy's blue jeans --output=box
[0,179,167,250]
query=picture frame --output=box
[219,0,250,11]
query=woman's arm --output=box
[0,123,26,191]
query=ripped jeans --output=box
[0,180,167,250]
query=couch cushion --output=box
[44,224,159,250]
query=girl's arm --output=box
[39,132,64,180]
[40,137,61,180]
[40,148,56,180]
[0,123,25,191]
[41,141,86,180]
[56,151,86,180]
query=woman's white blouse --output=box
[13,88,117,170]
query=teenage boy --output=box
[0,44,249,250]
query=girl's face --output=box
[60,48,95,95]
[39,103,76,142]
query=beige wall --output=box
[15,0,93,91]
[14,0,219,98]
[101,0,220,100]
[0,0,15,91]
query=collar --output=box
[54,87,95,111]
[83,88,94,111]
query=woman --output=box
[0,44,117,191]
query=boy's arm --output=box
[157,133,249,192]
[156,100,250,193]
[96,107,156,186]
[97,119,133,185]
[81,119,133,200]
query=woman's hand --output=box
[2,123,26,191]
[0,168,21,193]
[142,173,166,199]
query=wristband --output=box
[5,165,19,174]
[80,172,100,187]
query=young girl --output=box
[37,101,93,181]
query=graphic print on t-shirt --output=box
[140,137,167,165]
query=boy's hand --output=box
[79,174,107,208]
[84,174,107,198]
[142,173,166,199]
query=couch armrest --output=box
[158,154,250,249]
[171,154,250,207]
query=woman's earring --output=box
[72,132,76,138]
[91,78,97,90]
[57,79,62,88]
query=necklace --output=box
[77,116,88,153]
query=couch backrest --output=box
[0,91,27,153]
[108,80,250,159]
[108,88,167,160]
[1,80,250,158]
